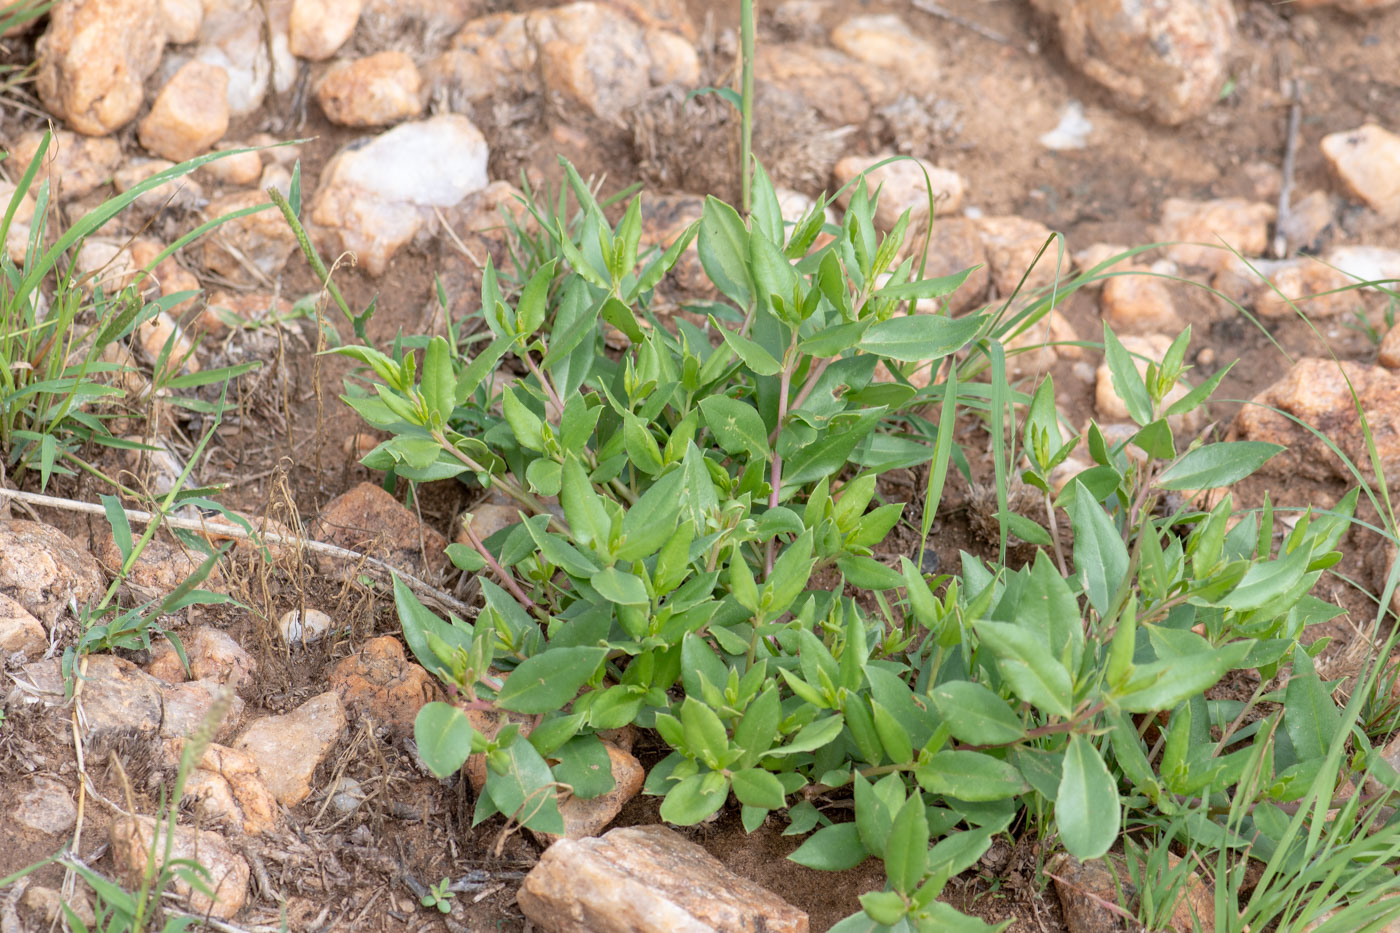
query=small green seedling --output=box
[421,878,455,914]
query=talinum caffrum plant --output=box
[279,155,1386,930]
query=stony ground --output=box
[2,0,1400,931]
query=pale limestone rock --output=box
[139,60,230,160]
[35,0,167,135]
[315,51,423,126]
[517,825,809,933]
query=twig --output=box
[0,487,474,618]
[911,0,1033,53]
[1273,80,1303,259]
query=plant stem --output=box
[739,0,755,215]
[458,505,538,613]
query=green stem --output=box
[739,0,755,215]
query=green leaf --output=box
[731,768,787,810]
[421,335,455,423]
[873,266,981,301]
[916,751,1029,801]
[859,890,908,927]
[929,681,1026,746]
[659,771,729,825]
[623,413,664,474]
[551,733,616,800]
[1283,650,1341,762]
[885,795,931,895]
[1113,651,1236,713]
[1103,325,1153,425]
[494,647,608,714]
[681,696,730,768]
[601,296,645,343]
[1056,734,1119,859]
[769,714,846,757]
[700,394,771,459]
[560,454,612,549]
[973,620,1073,719]
[836,555,906,590]
[1070,480,1129,618]
[515,258,557,337]
[717,321,782,375]
[414,702,477,778]
[697,195,754,307]
[1157,441,1285,491]
[858,313,985,363]
[485,737,565,834]
[788,823,869,871]
[590,566,649,606]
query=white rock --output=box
[278,608,334,645]
[289,0,364,60]
[310,114,489,275]
[1039,100,1093,151]
[192,0,296,117]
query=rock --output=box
[159,678,243,742]
[312,481,450,578]
[186,626,257,688]
[529,3,651,118]
[129,239,201,317]
[456,502,520,546]
[1154,197,1276,270]
[1254,262,1358,320]
[0,519,105,627]
[234,691,347,805]
[1326,245,1400,289]
[609,0,695,38]
[534,742,644,844]
[830,14,937,90]
[191,0,296,117]
[1039,99,1094,151]
[161,0,203,43]
[363,0,474,34]
[644,27,700,87]
[1049,852,1213,933]
[517,824,809,933]
[95,531,221,602]
[180,740,281,833]
[201,289,289,333]
[16,776,77,835]
[1278,190,1335,255]
[0,593,47,656]
[79,654,166,737]
[637,193,708,295]
[423,12,537,108]
[1100,268,1183,333]
[832,154,965,232]
[76,238,142,293]
[113,158,206,216]
[1381,325,1400,369]
[1032,0,1234,126]
[35,0,168,135]
[978,215,1063,298]
[110,815,250,918]
[289,0,363,60]
[199,144,264,186]
[756,42,894,127]
[19,885,97,930]
[9,129,123,201]
[1321,124,1400,217]
[1096,333,1202,433]
[139,60,230,160]
[315,51,423,126]
[195,187,299,284]
[329,775,369,814]
[1006,309,1082,378]
[1074,243,1134,287]
[147,638,189,681]
[912,218,989,313]
[278,608,335,645]
[1295,0,1400,10]
[135,310,200,375]
[1234,359,1400,484]
[310,114,489,276]
[328,635,439,737]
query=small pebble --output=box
[278,608,334,646]
[330,775,369,814]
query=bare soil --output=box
[4,0,1400,931]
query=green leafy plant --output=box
[284,145,1386,929]
[420,878,456,914]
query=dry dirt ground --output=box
[4,0,1400,931]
